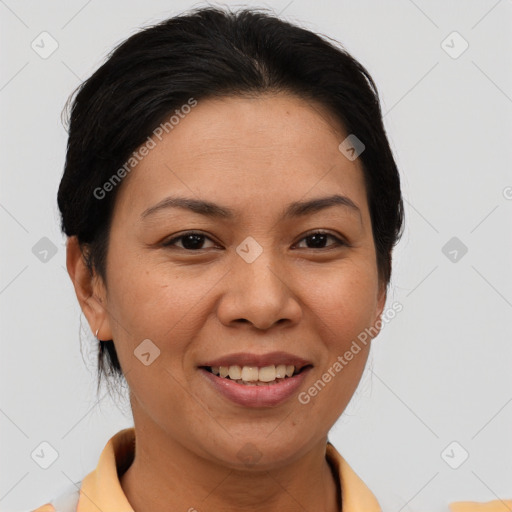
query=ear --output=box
[370,280,388,340]
[66,236,113,341]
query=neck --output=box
[120,423,341,512]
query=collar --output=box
[76,427,381,512]
[75,428,512,512]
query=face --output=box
[73,93,386,469]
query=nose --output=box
[216,246,302,331]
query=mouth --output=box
[197,352,313,407]
[198,352,313,407]
[199,363,312,386]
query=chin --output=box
[204,429,317,471]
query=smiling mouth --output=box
[201,364,312,386]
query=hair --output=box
[58,6,404,396]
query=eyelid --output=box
[162,231,219,249]
[293,229,348,249]
[163,229,348,251]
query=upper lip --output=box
[199,351,313,369]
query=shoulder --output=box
[30,484,81,512]
[31,505,55,512]
[449,500,512,511]
[326,441,511,512]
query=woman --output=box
[32,6,510,512]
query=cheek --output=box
[299,274,375,421]
[295,263,377,411]
[302,262,379,343]
[104,254,221,381]
[106,255,195,333]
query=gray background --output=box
[1,1,511,510]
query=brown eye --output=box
[163,232,217,250]
[295,231,346,249]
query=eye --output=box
[294,230,347,250]
[162,230,347,252]
[162,231,218,250]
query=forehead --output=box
[113,93,368,221]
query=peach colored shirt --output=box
[31,428,511,512]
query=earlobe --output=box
[66,236,113,341]
[376,282,387,320]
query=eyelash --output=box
[162,230,347,251]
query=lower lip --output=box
[199,367,312,407]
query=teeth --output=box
[241,366,259,382]
[276,364,287,378]
[258,365,276,382]
[228,365,241,380]
[210,364,299,383]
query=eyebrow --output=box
[140,194,361,221]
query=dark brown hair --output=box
[58,6,404,394]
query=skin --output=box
[67,92,387,512]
